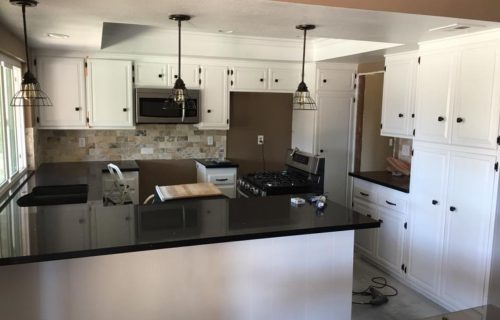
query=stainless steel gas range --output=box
[237,149,325,197]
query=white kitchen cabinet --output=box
[414,49,457,144]
[91,205,135,247]
[407,147,448,294]
[381,52,418,138]
[134,62,168,87]
[195,65,229,130]
[196,162,237,198]
[169,63,201,88]
[451,43,500,149]
[36,57,87,129]
[353,199,378,258]
[415,42,500,149]
[317,68,355,92]
[86,59,134,128]
[230,66,268,91]
[317,92,355,206]
[376,206,405,275]
[269,68,301,91]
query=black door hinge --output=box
[84,61,88,68]
[384,66,386,71]
[404,222,407,229]
[354,73,357,79]
[132,65,135,72]
[230,80,234,86]
[353,97,356,103]
[230,69,234,75]
[401,264,405,271]
[380,123,383,129]
[199,78,201,85]
[404,266,407,273]
[413,129,416,136]
[227,69,230,75]
[497,136,500,145]
[411,149,414,156]
[354,83,357,89]
[132,76,135,83]
[36,116,39,123]
[411,113,415,118]
[34,59,37,66]
[418,57,421,64]
[226,119,229,125]
[495,162,498,172]
[199,67,202,74]
[86,117,89,124]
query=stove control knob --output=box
[252,187,259,195]
[260,190,267,196]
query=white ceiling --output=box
[0,0,499,60]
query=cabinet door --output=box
[196,65,229,130]
[407,147,448,293]
[230,66,268,91]
[269,68,301,91]
[135,62,168,87]
[353,200,378,257]
[441,152,496,309]
[92,205,134,248]
[169,64,200,88]
[376,207,405,275]
[451,44,500,149]
[37,204,90,252]
[36,57,86,128]
[317,93,355,206]
[381,56,417,137]
[87,59,133,128]
[414,50,457,144]
[317,68,355,92]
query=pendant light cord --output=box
[178,19,181,79]
[22,4,31,73]
[301,28,306,83]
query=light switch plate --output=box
[207,136,214,146]
[401,145,411,156]
[141,147,154,155]
[78,137,85,148]
[257,135,264,145]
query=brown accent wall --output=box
[0,23,25,61]
[358,61,385,74]
[227,92,293,177]
[274,0,500,22]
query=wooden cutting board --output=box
[155,182,223,201]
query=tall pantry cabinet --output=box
[407,32,500,311]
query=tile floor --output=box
[352,256,447,320]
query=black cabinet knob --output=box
[323,79,327,83]
[174,75,178,79]
[259,78,264,82]
[320,149,324,153]
[158,74,163,78]
[456,117,464,123]
[398,113,404,118]
[438,116,445,122]
[75,107,80,111]
[123,108,128,112]
[432,200,439,205]
[450,206,456,212]
[411,113,415,118]
[207,109,212,113]
[275,79,279,83]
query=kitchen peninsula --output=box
[0,163,379,320]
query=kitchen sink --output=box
[17,184,89,207]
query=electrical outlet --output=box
[78,137,86,148]
[207,136,214,146]
[257,135,264,145]
[401,145,411,157]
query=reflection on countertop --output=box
[349,171,410,193]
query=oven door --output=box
[237,186,254,198]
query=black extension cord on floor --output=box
[352,277,398,306]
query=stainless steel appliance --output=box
[237,149,324,197]
[135,88,200,124]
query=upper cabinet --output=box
[230,66,268,91]
[86,59,134,128]
[36,57,87,129]
[380,52,418,138]
[269,68,301,91]
[415,41,500,149]
[317,67,356,92]
[195,65,230,130]
[169,64,201,88]
[134,62,168,87]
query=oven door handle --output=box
[181,103,185,123]
[237,187,250,198]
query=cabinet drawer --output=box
[378,189,408,213]
[353,179,378,203]
[208,173,235,185]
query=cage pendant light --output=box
[293,24,316,111]
[10,0,52,107]
[169,14,191,105]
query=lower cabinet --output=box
[376,207,405,275]
[353,200,378,257]
[196,162,237,198]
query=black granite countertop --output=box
[195,159,239,168]
[349,171,410,193]
[0,190,379,266]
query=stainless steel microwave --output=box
[135,88,200,124]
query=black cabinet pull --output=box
[215,178,228,182]
[207,109,212,113]
[323,79,327,83]
[274,79,279,83]
[259,78,264,82]
[398,113,404,118]
[386,200,397,206]
[75,107,80,111]
[360,192,369,197]
[456,117,464,123]
[432,200,439,205]
[438,116,445,122]
[158,74,163,78]
[123,108,128,112]
[450,206,456,212]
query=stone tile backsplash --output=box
[36,125,226,164]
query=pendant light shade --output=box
[293,24,316,111]
[169,14,191,105]
[10,0,52,107]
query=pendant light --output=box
[169,14,191,105]
[10,0,52,107]
[293,24,316,111]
